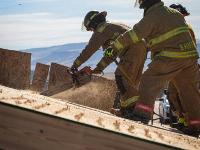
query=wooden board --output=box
[42,63,91,96]
[31,63,50,91]
[48,63,72,90]
[0,85,200,150]
[0,48,31,89]
[0,102,174,150]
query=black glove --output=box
[71,66,78,74]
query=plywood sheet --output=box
[0,103,174,150]
[0,85,200,150]
[0,48,31,89]
[31,63,49,91]
[48,63,72,90]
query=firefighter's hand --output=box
[104,46,114,57]
[70,66,78,73]
[92,68,102,74]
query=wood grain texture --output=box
[43,63,91,96]
[48,63,72,90]
[0,103,174,150]
[31,63,50,91]
[0,48,31,89]
[0,85,200,150]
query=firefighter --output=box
[94,41,147,117]
[71,11,147,116]
[105,0,200,136]
[167,4,197,130]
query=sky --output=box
[0,0,199,50]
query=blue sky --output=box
[0,0,199,50]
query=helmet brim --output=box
[98,11,107,17]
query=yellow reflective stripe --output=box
[128,30,140,43]
[113,39,124,50]
[100,60,107,68]
[96,23,109,33]
[148,26,189,47]
[178,118,185,124]
[120,96,139,108]
[75,59,82,67]
[184,121,188,127]
[111,32,120,40]
[155,50,198,58]
[178,118,188,126]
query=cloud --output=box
[0,0,199,50]
[0,12,89,49]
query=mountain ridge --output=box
[24,41,200,72]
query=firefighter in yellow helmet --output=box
[71,11,147,115]
[105,0,200,136]
[167,3,197,130]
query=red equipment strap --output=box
[135,102,154,113]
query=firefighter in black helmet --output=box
[72,10,109,69]
[71,11,147,116]
[83,11,107,31]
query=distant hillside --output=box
[24,41,200,72]
[23,42,116,72]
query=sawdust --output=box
[52,76,117,111]
[74,112,84,121]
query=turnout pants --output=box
[115,42,147,108]
[137,57,200,128]
[168,81,185,117]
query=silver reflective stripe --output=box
[148,26,189,47]
[120,96,139,108]
[86,13,98,26]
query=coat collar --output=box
[145,1,164,16]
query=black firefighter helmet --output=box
[83,11,107,31]
[169,3,190,16]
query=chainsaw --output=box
[68,66,93,87]
[40,66,92,96]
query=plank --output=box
[31,63,50,91]
[42,63,91,96]
[0,103,175,150]
[0,48,31,89]
[0,85,200,150]
[48,63,72,90]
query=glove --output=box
[92,68,102,74]
[104,46,114,57]
[71,66,78,74]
